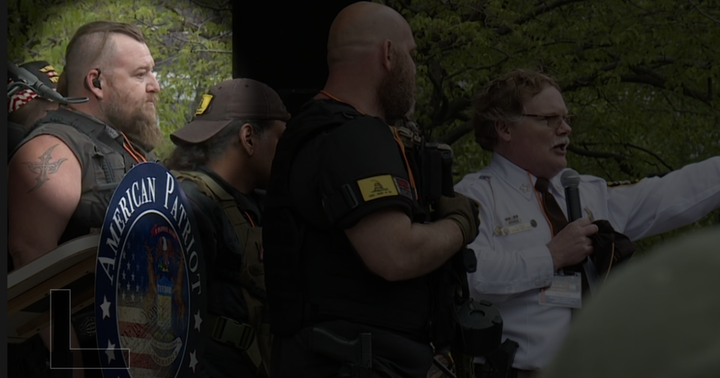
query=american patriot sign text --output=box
[95,162,205,378]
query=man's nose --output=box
[147,73,161,93]
[557,119,572,135]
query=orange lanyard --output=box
[64,105,146,164]
[120,131,147,164]
[391,127,419,200]
[318,90,367,116]
[243,210,256,228]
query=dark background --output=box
[232,0,363,116]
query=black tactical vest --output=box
[263,100,446,342]
[15,107,157,244]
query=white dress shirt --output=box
[454,153,720,370]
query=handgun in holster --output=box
[305,326,373,378]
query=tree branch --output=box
[188,0,232,12]
[567,144,628,160]
[427,58,450,126]
[689,0,720,24]
[495,0,588,35]
[437,98,471,127]
[622,68,712,104]
[192,49,232,54]
[561,60,713,105]
[438,121,473,145]
[619,142,675,171]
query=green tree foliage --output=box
[7,0,233,158]
[382,0,720,251]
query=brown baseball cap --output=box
[171,78,289,144]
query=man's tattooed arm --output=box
[22,143,68,193]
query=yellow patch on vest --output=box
[39,65,56,73]
[358,175,399,201]
[195,94,214,115]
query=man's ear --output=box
[239,123,255,155]
[495,120,512,142]
[381,39,393,72]
[85,69,103,99]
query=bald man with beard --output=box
[8,21,162,377]
[263,2,480,377]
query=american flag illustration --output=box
[106,221,191,377]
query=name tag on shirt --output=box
[539,272,582,308]
[495,222,535,236]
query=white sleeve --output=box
[607,156,720,240]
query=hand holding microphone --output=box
[560,169,600,292]
[547,170,598,270]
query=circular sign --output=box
[95,162,204,378]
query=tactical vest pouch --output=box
[422,142,455,201]
[171,169,272,377]
[392,126,455,203]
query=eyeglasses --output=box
[522,113,577,128]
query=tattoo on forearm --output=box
[23,144,68,193]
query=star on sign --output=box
[194,311,203,332]
[189,350,198,373]
[105,340,116,363]
[100,296,112,319]
[131,272,135,282]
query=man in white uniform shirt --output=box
[454,68,720,377]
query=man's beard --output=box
[378,51,416,125]
[101,88,163,151]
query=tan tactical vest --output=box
[172,169,272,377]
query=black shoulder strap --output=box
[30,108,124,183]
[265,100,365,209]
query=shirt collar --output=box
[198,166,263,224]
[488,152,564,199]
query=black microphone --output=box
[560,169,582,222]
[561,168,600,293]
[8,60,69,105]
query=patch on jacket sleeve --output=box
[357,174,399,201]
